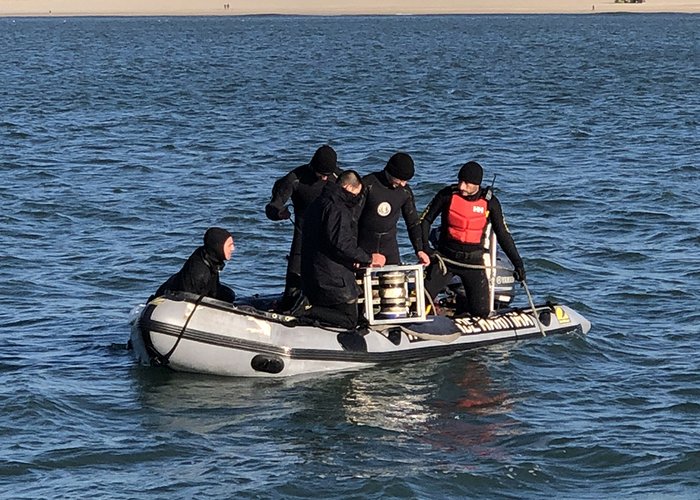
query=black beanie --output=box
[203,227,232,263]
[458,161,483,185]
[385,152,415,181]
[309,145,337,175]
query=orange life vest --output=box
[445,194,489,245]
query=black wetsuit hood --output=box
[203,227,231,269]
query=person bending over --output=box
[299,170,385,329]
[357,152,430,266]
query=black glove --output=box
[513,265,526,282]
[278,206,292,220]
[265,204,291,221]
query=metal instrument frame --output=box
[361,264,428,326]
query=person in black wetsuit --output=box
[420,161,525,318]
[357,152,430,266]
[299,170,386,329]
[265,145,340,311]
[150,227,236,302]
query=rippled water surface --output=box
[1,13,698,498]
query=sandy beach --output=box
[1,0,699,16]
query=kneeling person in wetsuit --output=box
[299,170,386,329]
[420,161,525,317]
[358,152,430,266]
[150,227,236,303]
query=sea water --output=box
[1,14,698,498]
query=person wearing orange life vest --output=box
[420,161,525,318]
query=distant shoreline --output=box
[2,1,699,17]
[4,12,700,18]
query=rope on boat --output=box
[522,280,546,337]
[431,252,543,329]
[433,252,512,275]
[286,208,303,233]
[424,286,436,316]
[158,293,206,365]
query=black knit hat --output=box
[458,161,483,185]
[309,145,337,175]
[203,227,232,263]
[385,152,415,181]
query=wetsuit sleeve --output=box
[419,186,452,249]
[353,182,370,220]
[216,283,236,302]
[265,171,298,220]
[401,186,424,253]
[180,259,217,297]
[489,195,523,267]
[325,205,372,266]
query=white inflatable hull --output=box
[129,294,591,378]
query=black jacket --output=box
[301,182,372,306]
[357,171,424,263]
[152,247,235,302]
[265,164,339,276]
[420,185,523,267]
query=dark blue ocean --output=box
[1,13,698,498]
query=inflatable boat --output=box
[129,264,591,378]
